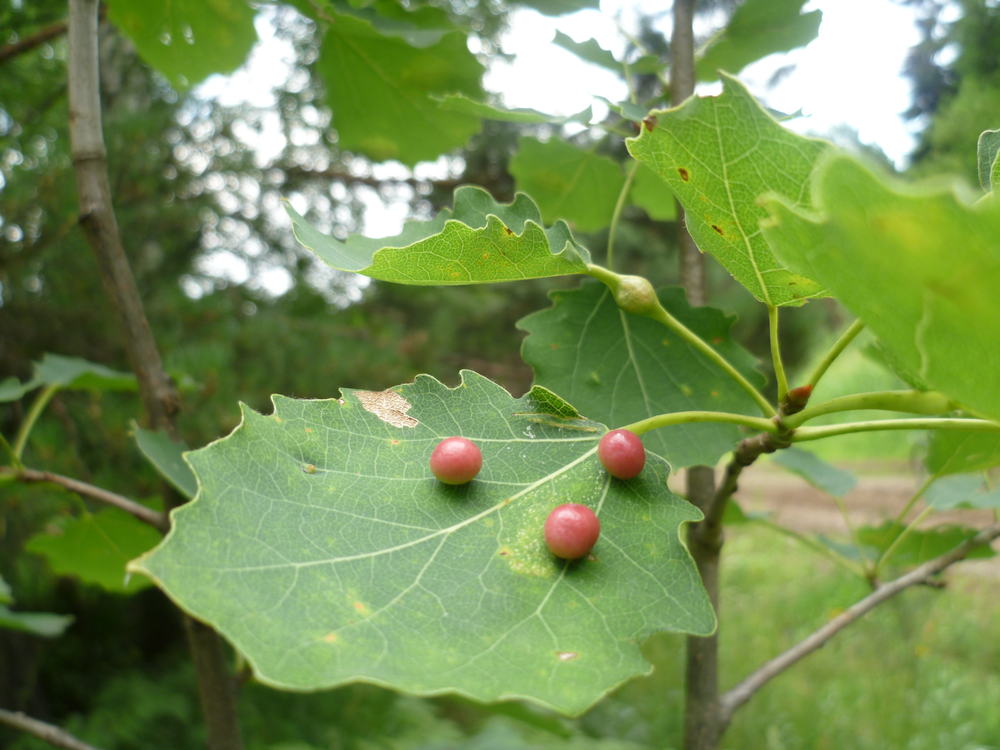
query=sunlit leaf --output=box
[131,371,713,714]
[977,128,1000,191]
[627,75,829,306]
[106,0,257,89]
[696,0,821,82]
[518,282,764,469]
[510,137,625,232]
[287,186,591,285]
[762,154,1000,422]
[318,9,484,164]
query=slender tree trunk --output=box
[671,2,726,748]
[66,3,244,748]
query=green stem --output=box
[891,475,935,529]
[0,433,22,470]
[783,390,957,429]
[792,418,1000,442]
[807,319,865,389]
[877,506,934,573]
[606,161,639,272]
[622,410,777,436]
[755,517,866,579]
[12,385,59,460]
[768,305,789,403]
[585,264,777,417]
[831,494,871,576]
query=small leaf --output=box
[517,0,600,16]
[696,0,822,81]
[27,509,161,594]
[770,448,857,498]
[626,75,829,306]
[596,97,651,124]
[287,186,591,285]
[0,606,73,638]
[977,129,1000,191]
[925,430,1000,475]
[518,282,764,470]
[106,0,257,89]
[510,137,625,232]
[0,353,137,403]
[434,94,590,125]
[762,154,1000,422]
[131,371,713,715]
[134,426,198,499]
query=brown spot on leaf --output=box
[303,464,317,474]
[642,116,656,132]
[498,547,511,557]
[503,226,514,235]
[356,390,418,428]
[711,224,724,235]
[353,601,370,616]
[322,632,338,644]
[678,168,690,181]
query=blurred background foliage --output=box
[1,0,998,747]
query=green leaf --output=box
[597,97,650,124]
[27,509,161,594]
[552,33,661,76]
[287,186,591,285]
[857,522,995,568]
[977,129,1000,191]
[517,282,764,470]
[770,448,857,498]
[926,430,1000,475]
[130,371,713,715]
[434,94,591,125]
[0,606,73,638]
[629,163,678,221]
[626,75,829,306]
[106,0,257,89]
[516,0,600,16]
[0,353,137,403]
[510,137,625,232]
[318,10,484,164]
[696,0,822,82]
[134,426,198,499]
[762,154,1000,422]
[924,473,987,510]
[0,574,11,605]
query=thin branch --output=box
[767,306,789,403]
[806,319,865,388]
[0,708,103,750]
[623,410,777,436]
[784,390,957,429]
[5,467,167,531]
[793,417,1000,442]
[0,19,67,65]
[719,522,1000,721]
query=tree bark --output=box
[66,3,243,748]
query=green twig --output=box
[585,264,777,417]
[891,474,935,529]
[622,410,777,436]
[830,493,871,576]
[606,161,639,272]
[12,384,59,460]
[0,433,22,470]
[767,305,789,403]
[807,319,865,389]
[792,418,1000,442]
[783,390,957,429]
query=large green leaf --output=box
[131,371,713,714]
[318,10,484,164]
[27,509,161,594]
[106,0,257,89]
[510,138,625,232]
[287,186,591,285]
[762,154,1000,422]
[626,75,829,306]
[696,0,822,82]
[517,282,764,469]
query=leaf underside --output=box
[131,371,713,715]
